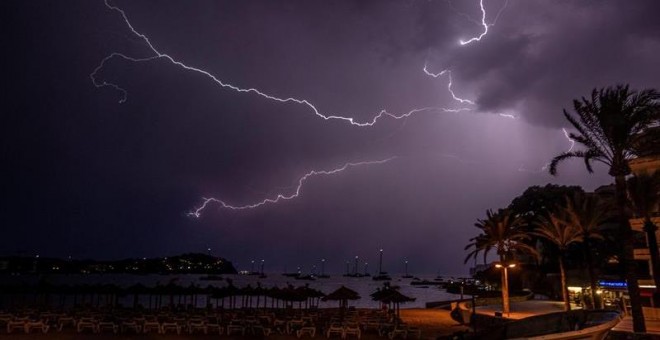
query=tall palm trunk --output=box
[583,238,600,309]
[616,175,646,332]
[500,254,510,314]
[558,255,571,311]
[643,219,660,306]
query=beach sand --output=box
[1,308,466,340]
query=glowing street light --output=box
[494,261,517,315]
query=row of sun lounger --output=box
[0,308,422,338]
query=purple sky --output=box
[2,0,660,275]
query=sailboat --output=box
[372,249,392,281]
[401,260,413,279]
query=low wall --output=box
[474,291,534,307]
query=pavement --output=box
[475,300,580,319]
[475,300,660,336]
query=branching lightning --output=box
[532,128,576,173]
[188,157,396,217]
[562,127,576,152]
[458,0,508,46]
[94,0,578,215]
[422,64,475,105]
[92,0,472,127]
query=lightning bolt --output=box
[533,128,576,173]
[92,0,471,127]
[498,113,516,119]
[458,0,508,46]
[188,157,396,216]
[422,64,475,105]
[562,127,575,152]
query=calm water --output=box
[0,273,461,309]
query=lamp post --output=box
[495,262,516,315]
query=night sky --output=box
[2,0,660,275]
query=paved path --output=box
[475,300,580,320]
[612,316,660,335]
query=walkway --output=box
[475,300,580,320]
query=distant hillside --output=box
[0,253,237,275]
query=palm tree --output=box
[465,209,538,314]
[628,172,660,305]
[532,211,582,311]
[550,84,660,332]
[563,192,608,309]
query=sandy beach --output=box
[0,308,465,340]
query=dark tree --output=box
[550,84,660,332]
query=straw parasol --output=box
[371,287,415,318]
[322,285,361,310]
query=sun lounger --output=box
[57,316,76,331]
[204,317,223,335]
[120,320,141,333]
[187,318,206,334]
[25,321,50,334]
[344,324,361,339]
[326,324,344,338]
[7,320,26,334]
[161,321,182,334]
[98,321,118,333]
[77,319,99,333]
[297,325,317,338]
[142,321,161,333]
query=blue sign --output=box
[598,280,627,288]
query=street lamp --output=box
[494,261,516,315]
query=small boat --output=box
[295,274,316,281]
[373,272,392,281]
[410,280,444,286]
[343,273,369,278]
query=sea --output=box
[0,273,463,309]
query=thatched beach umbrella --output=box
[322,286,360,311]
[372,288,415,318]
[126,283,147,309]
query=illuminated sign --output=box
[598,280,627,288]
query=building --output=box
[629,154,660,305]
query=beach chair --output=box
[288,319,304,335]
[187,317,206,334]
[77,317,98,334]
[273,319,288,334]
[25,321,50,334]
[57,316,76,332]
[326,323,344,338]
[226,320,246,336]
[161,320,182,334]
[98,321,118,334]
[344,323,361,339]
[297,325,317,338]
[388,325,407,339]
[7,320,26,334]
[142,320,161,334]
[120,319,142,333]
[204,316,223,335]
